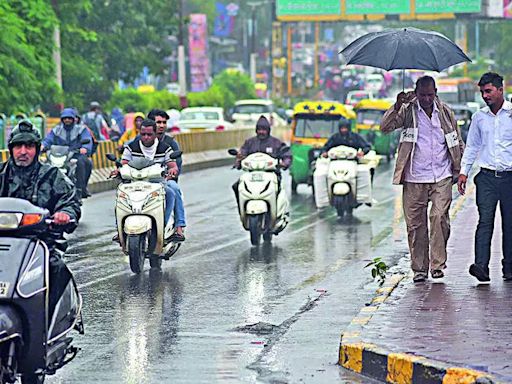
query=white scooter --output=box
[229,149,290,246]
[106,153,182,273]
[313,145,379,217]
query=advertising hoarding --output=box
[415,0,481,14]
[345,0,410,14]
[188,14,210,92]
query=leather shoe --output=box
[503,274,512,282]
[431,270,444,279]
[413,272,427,283]
[469,264,490,282]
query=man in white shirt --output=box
[458,72,512,282]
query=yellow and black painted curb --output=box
[338,273,500,384]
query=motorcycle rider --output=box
[42,108,94,199]
[115,119,186,241]
[0,120,81,316]
[147,109,183,174]
[321,119,371,158]
[232,115,291,199]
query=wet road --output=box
[48,161,408,384]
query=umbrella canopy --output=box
[340,27,471,72]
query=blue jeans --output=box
[163,181,186,227]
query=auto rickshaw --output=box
[354,99,398,161]
[289,101,356,194]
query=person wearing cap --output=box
[42,108,94,199]
[232,116,291,202]
[0,120,81,316]
[321,119,371,158]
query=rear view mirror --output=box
[106,153,117,162]
[228,148,238,156]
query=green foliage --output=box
[364,257,388,285]
[212,70,257,107]
[0,1,60,114]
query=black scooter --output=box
[43,139,90,185]
[0,198,83,383]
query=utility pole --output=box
[247,1,264,82]
[178,0,188,107]
[50,1,62,90]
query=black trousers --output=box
[72,153,92,192]
[474,170,512,275]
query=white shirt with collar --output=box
[461,100,512,175]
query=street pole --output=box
[53,25,62,90]
[475,20,480,61]
[314,22,319,88]
[178,0,187,108]
[287,24,292,96]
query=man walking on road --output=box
[381,76,464,282]
[458,72,512,283]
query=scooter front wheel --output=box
[249,215,262,246]
[127,234,146,274]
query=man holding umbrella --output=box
[381,76,464,282]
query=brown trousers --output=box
[403,177,452,273]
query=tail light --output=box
[215,125,225,131]
[170,126,181,134]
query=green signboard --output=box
[276,0,341,17]
[345,0,410,15]
[415,0,481,13]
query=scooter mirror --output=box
[81,139,91,145]
[106,153,117,162]
[228,149,238,156]
[169,150,182,159]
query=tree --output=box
[0,1,60,114]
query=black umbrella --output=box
[340,27,471,88]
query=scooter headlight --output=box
[0,213,22,230]
[17,245,46,298]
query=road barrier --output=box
[0,128,257,169]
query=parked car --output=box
[170,107,233,134]
[345,90,375,107]
[230,99,287,129]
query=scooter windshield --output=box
[127,157,155,170]
[49,145,70,156]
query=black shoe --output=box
[431,270,444,279]
[112,233,120,243]
[469,264,490,282]
[413,272,427,283]
[169,232,185,242]
[503,274,512,282]
[82,189,92,198]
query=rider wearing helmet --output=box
[322,119,371,158]
[0,120,81,316]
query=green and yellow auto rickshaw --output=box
[354,99,398,161]
[289,101,356,194]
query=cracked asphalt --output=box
[47,162,406,383]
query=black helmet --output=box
[8,119,41,149]
[255,115,271,133]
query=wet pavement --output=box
[356,188,512,382]
[47,161,406,383]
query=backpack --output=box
[82,113,101,155]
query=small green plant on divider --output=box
[365,257,388,285]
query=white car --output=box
[170,107,233,134]
[345,90,375,107]
[231,99,287,129]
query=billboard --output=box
[276,0,341,18]
[345,0,410,14]
[415,0,481,14]
[188,14,210,92]
[506,0,512,18]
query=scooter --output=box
[43,139,90,184]
[313,145,379,217]
[228,149,290,246]
[0,198,83,384]
[106,153,182,273]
